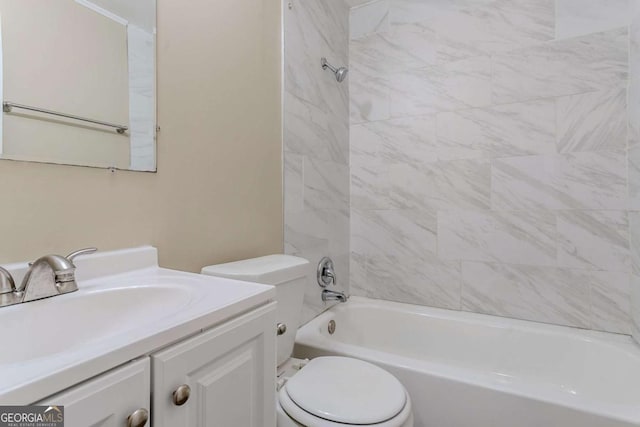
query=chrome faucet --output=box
[0,247,97,308]
[317,257,336,287]
[322,289,348,303]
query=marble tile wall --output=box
[350,0,637,335]
[631,4,640,341]
[284,0,351,324]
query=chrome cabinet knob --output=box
[127,408,148,427]
[173,384,191,406]
[277,323,287,335]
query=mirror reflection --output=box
[0,0,156,171]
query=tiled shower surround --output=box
[284,0,350,323]
[349,0,640,335]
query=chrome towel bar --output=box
[3,101,128,134]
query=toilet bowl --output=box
[202,255,413,427]
[276,357,413,427]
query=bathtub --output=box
[294,297,640,427]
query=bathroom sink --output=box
[0,284,194,364]
[0,246,275,404]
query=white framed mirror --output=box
[0,0,156,172]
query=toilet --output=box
[202,255,413,427]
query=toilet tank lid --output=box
[201,255,309,285]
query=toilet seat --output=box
[279,356,412,427]
[279,388,413,427]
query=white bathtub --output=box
[294,297,640,427]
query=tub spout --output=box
[322,289,347,303]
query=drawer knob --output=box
[173,384,191,406]
[276,323,287,335]
[127,408,148,427]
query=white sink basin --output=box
[0,247,275,404]
[0,284,194,365]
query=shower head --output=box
[321,57,349,83]
[334,67,349,83]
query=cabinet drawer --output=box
[37,358,150,427]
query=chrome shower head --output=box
[321,57,349,83]
[334,66,349,83]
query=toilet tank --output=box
[201,255,309,366]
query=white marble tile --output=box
[631,148,640,211]
[556,87,627,153]
[346,0,635,334]
[349,251,369,294]
[630,212,640,276]
[556,0,631,39]
[284,11,325,102]
[492,151,628,211]
[286,0,349,60]
[350,123,394,209]
[329,252,351,294]
[630,9,640,147]
[461,262,591,328]
[366,254,462,310]
[351,31,438,76]
[352,115,438,165]
[436,99,556,159]
[438,210,557,266]
[632,275,640,339]
[438,210,494,262]
[351,138,491,211]
[350,70,390,124]
[284,91,349,164]
[290,242,330,324]
[286,239,344,325]
[557,153,628,211]
[557,210,630,272]
[492,28,628,104]
[351,208,437,259]
[327,208,351,256]
[285,0,350,322]
[630,78,640,149]
[588,270,631,334]
[285,0,349,115]
[284,209,350,274]
[389,56,491,117]
[285,208,329,253]
[304,158,349,211]
[388,0,451,31]
[350,0,389,40]
[388,158,491,211]
[284,153,304,214]
[389,0,554,60]
[437,0,554,62]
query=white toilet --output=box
[202,255,413,427]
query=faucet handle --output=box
[66,247,98,264]
[317,257,336,288]
[0,266,15,295]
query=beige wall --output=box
[1,0,130,169]
[0,0,283,273]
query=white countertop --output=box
[0,247,275,404]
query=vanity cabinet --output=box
[33,302,276,427]
[37,358,150,427]
[151,303,277,427]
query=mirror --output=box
[0,0,156,172]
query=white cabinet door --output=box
[37,358,150,427]
[152,302,276,427]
